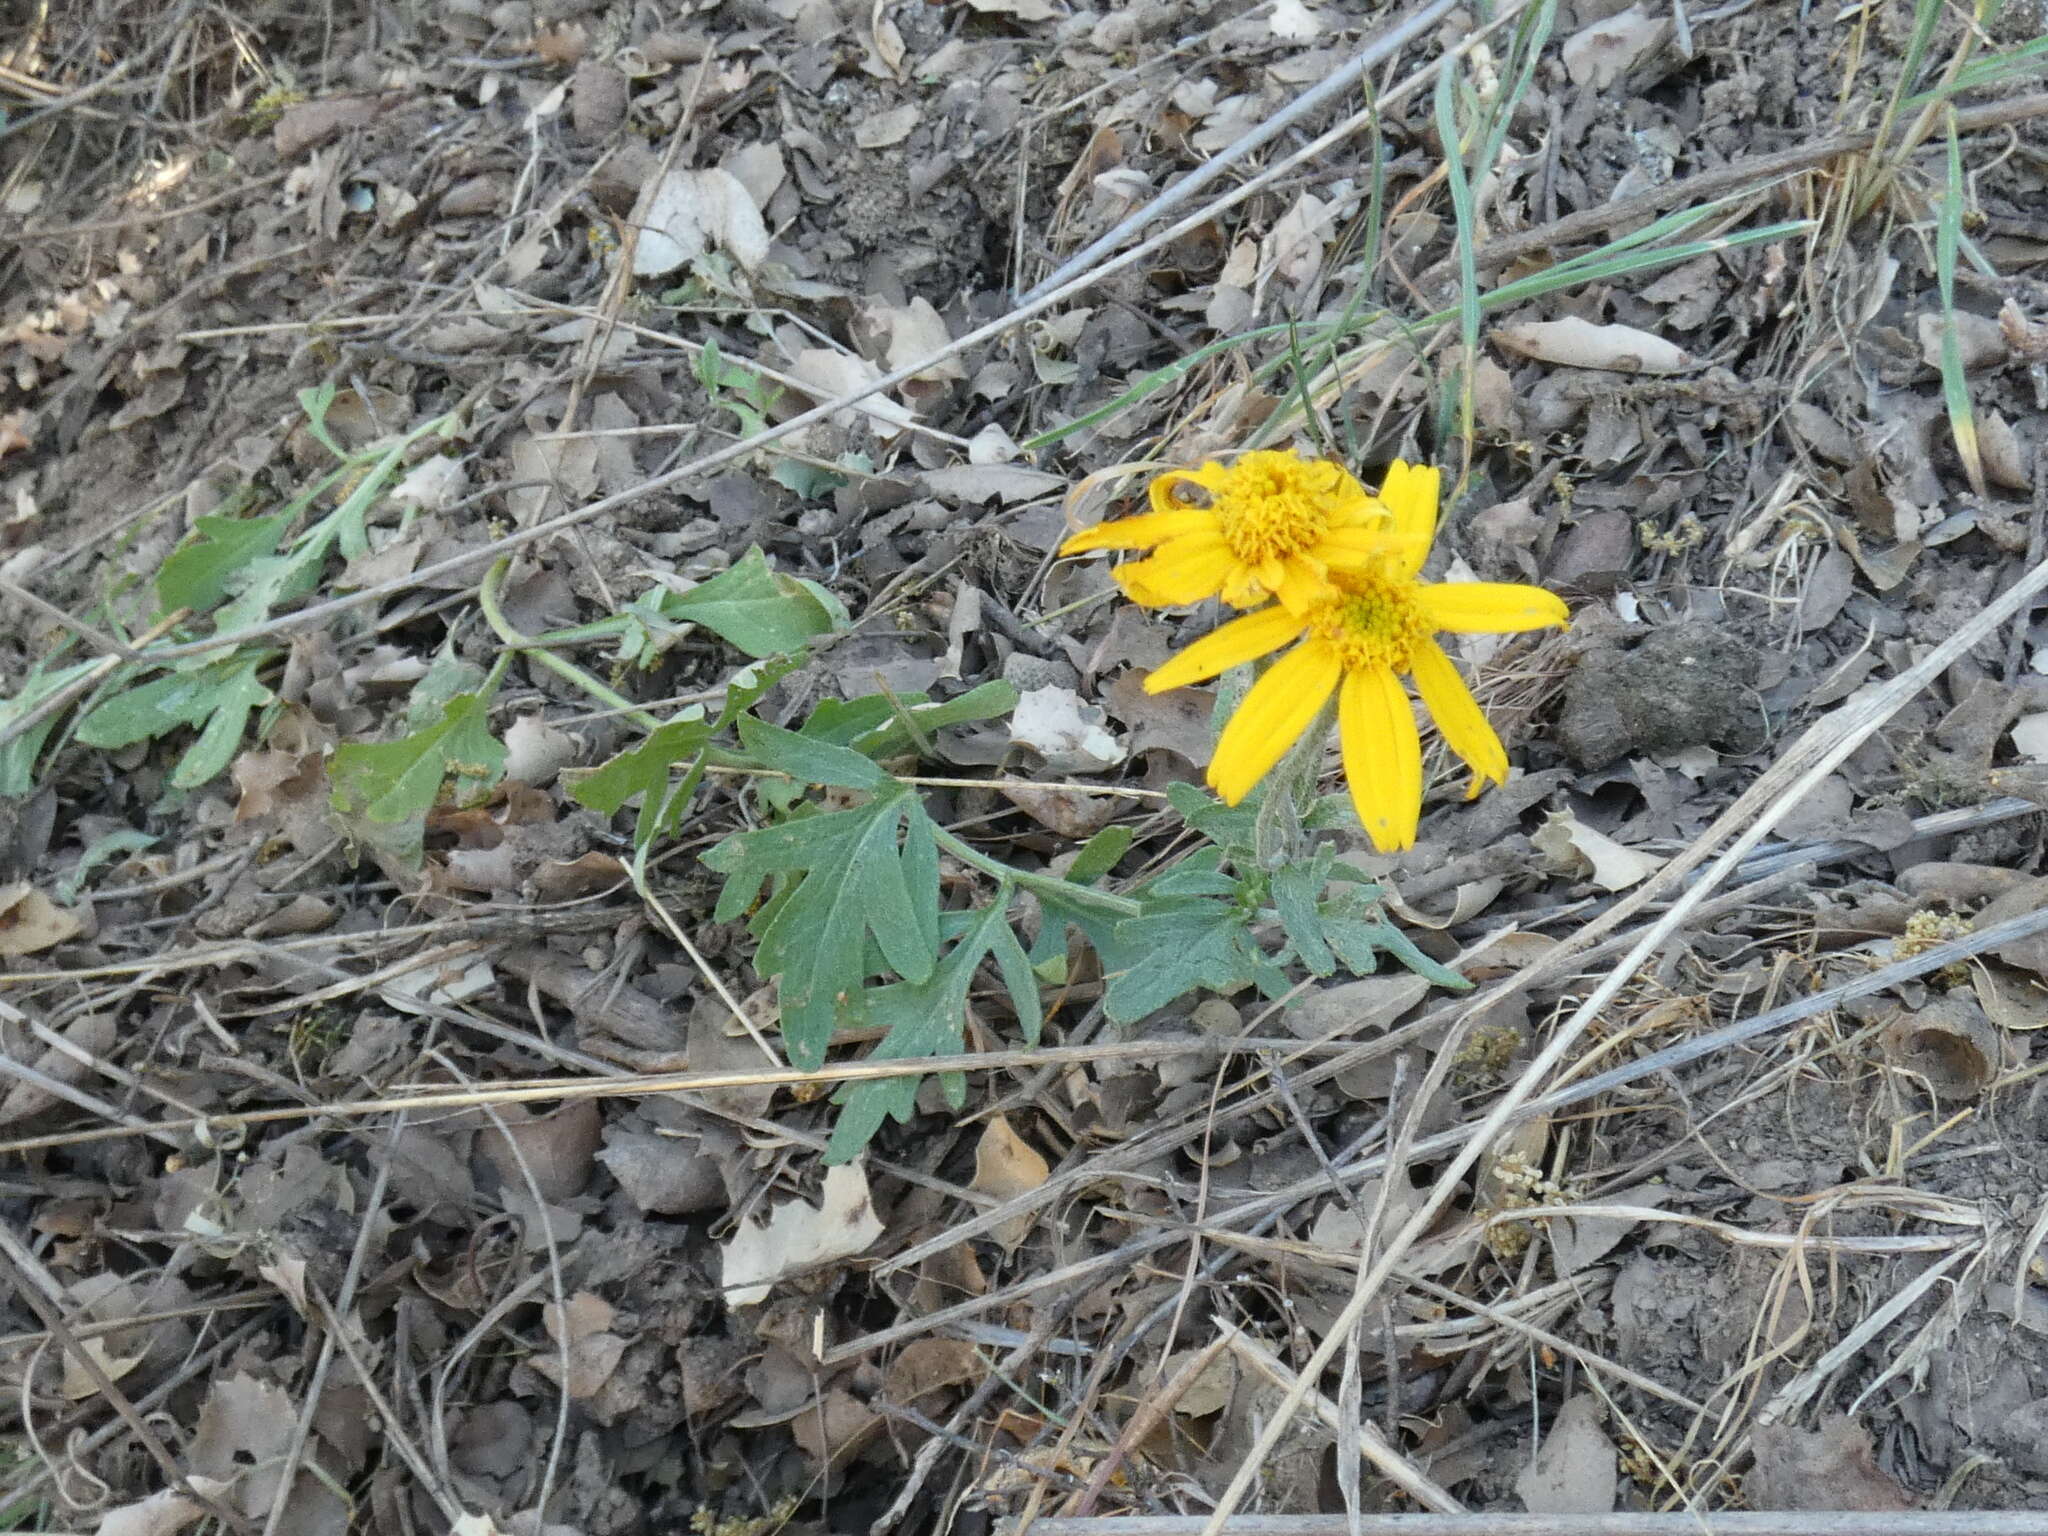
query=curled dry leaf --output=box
[885,1337,984,1405]
[534,1290,629,1400]
[971,1114,1051,1251]
[478,1098,602,1202]
[720,1163,885,1306]
[0,880,82,955]
[1009,685,1125,773]
[1492,316,1692,374]
[504,713,578,786]
[1562,7,1670,87]
[94,1477,234,1536]
[1000,783,1124,839]
[1880,995,2004,1099]
[632,167,771,276]
[787,347,916,440]
[1531,810,1666,892]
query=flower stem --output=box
[1253,696,1336,871]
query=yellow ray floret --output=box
[1060,450,1414,614]
[1142,463,1568,852]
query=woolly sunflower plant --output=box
[1057,449,1419,614]
[1065,453,1567,852]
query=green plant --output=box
[0,383,458,796]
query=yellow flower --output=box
[1060,449,1408,614]
[1142,462,1568,852]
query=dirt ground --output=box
[5,0,2048,1531]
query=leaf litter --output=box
[4,0,2048,1530]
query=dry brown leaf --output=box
[885,1338,984,1404]
[1561,7,1669,87]
[786,347,915,440]
[1492,317,1692,374]
[93,1478,233,1536]
[1531,810,1666,891]
[60,1334,147,1400]
[189,1373,297,1517]
[999,783,1124,839]
[855,103,919,149]
[1748,1417,1912,1510]
[534,1290,630,1399]
[1515,1393,1616,1513]
[972,1115,1050,1251]
[1550,1186,1666,1274]
[0,881,81,955]
[479,1099,601,1202]
[504,713,578,786]
[273,96,379,158]
[789,1388,882,1468]
[632,167,771,276]
[720,1163,885,1306]
[1009,686,1125,773]
[1161,1345,1238,1416]
[1880,996,2004,1099]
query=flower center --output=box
[1208,454,1338,565]
[1309,569,1429,674]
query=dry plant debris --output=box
[4,0,2048,1531]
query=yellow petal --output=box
[1378,460,1440,579]
[1415,581,1570,634]
[1115,533,1236,605]
[1147,462,1230,517]
[1409,638,1509,793]
[1144,605,1306,693]
[1061,507,1217,555]
[1270,556,1338,614]
[1208,640,1342,804]
[1339,665,1421,852]
[1218,565,1266,608]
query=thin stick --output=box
[1197,549,2048,1536]
[1443,88,2048,281]
[1017,0,1465,303]
[1221,1324,1462,1514]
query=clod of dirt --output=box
[1553,622,1762,771]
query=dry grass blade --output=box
[1019,0,1466,302]
[1199,552,2048,1536]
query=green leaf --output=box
[155,504,288,616]
[567,656,794,851]
[75,656,275,788]
[1271,861,1335,977]
[770,458,845,500]
[1095,889,1289,1024]
[701,785,943,1067]
[1166,779,1262,852]
[55,827,158,903]
[826,902,1017,1162]
[737,716,886,791]
[170,660,271,788]
[570,716,714,847]
[297,382,347,460]
[1067,824,1133,886]
[329,692,505,825]
[0,658,99,796]
[667,547,842,658]
[1319,898,1472,991]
